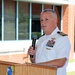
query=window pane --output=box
[55,6,61,30]
[32,3,42,39]
[18,2,30,40]
[4,0,16,40]
[0,0,2,40]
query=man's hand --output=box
[28,46,36,63]
[28,46,35,56]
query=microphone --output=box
[30,37,36,58]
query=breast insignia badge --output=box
[46,38,55,47]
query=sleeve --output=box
[55,36,71,59]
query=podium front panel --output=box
[0,61,57,75]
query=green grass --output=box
[69,59,75,63]
[67,71,75,75]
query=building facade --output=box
[0,0,75,63]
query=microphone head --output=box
[32,34,37,39]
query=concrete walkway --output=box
[67,62,75,72]
[67,53,75,72]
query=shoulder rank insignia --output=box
[57,31,68,36]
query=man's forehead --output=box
[40,10,57,19]
[40,12,53,17]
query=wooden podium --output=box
[0,60,57,75]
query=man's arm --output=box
[39,58,67,68]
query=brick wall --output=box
[62,5,68,33]
[74,5,75,52]
[62,5,74,59]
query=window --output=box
[1,0,62,40]
[32,3,42,39]
[18,2,30,40]
[4,0,16,40]
[55,6,61,30]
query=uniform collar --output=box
[45,27,59,37]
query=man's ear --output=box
[55,19,58,23]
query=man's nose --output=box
[42,21,46,24]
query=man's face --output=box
[40,12,57,35]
